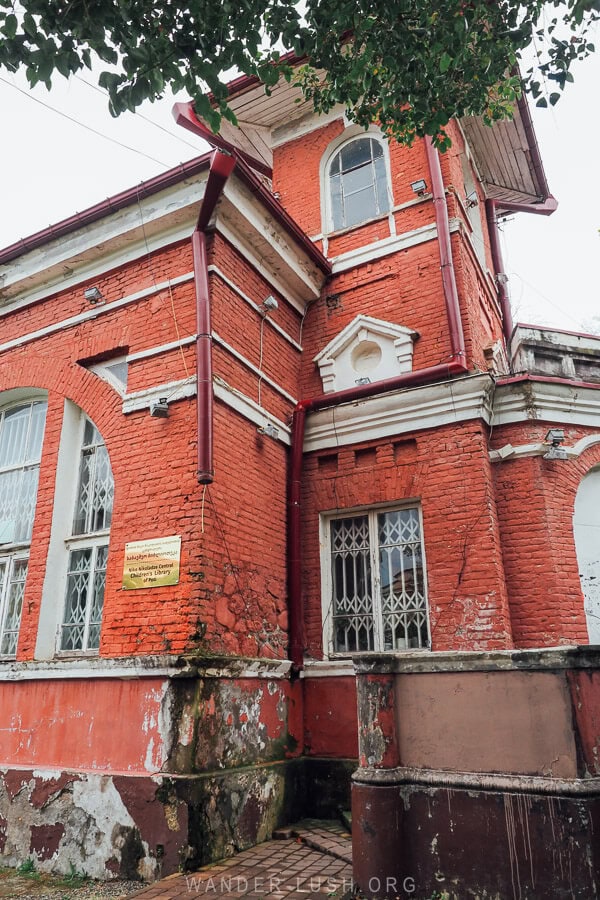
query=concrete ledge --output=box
[352,765,600,796]
[0,654,293,682]
[352,645,600,674]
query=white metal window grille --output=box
[60,419,113,653]
[0,556,28,656]
[73,420,114,535]
[329,137,390,231]
[0,400,47,657]
[61,543,108,652]
[329,507,429,653]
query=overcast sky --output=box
[1,53,598,333]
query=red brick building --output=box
[1,70,600,888]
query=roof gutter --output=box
[486,193,557,347]
[287,136,468,669]
[0,156,213,267]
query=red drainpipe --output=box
[485,195,558,346]
[287,137,468,669]
[193,150,237,484]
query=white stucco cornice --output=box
[0,169,327,316]
[0,173,209,311]
[303,373,494,452]
[493,378,600,428]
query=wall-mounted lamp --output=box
[410,179,428,196]
[543,428,568,460]
[260,295,279,314]
[257,423,279,440]
[84,286,104,305]
[465,191,479,209]
[355,377,371,386]
[150,397,169,418]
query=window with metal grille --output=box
[0,400,47,657]
[328,136,390,231]
[60,419,113,653]
[325,506,429,653]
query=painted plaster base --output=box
[352,779,600,899]
[0,758,354,880]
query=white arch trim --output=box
[490,433,600,463]
[319,125,394,236]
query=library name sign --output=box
[122,535,182,589]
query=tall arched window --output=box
[0,399,47,656]
[60,418,114,653]
[327,136,390,232]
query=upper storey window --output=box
[328,136,390,231]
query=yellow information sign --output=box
[122,535,181,590]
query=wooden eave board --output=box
[461,114,544,202]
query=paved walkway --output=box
[130,821,353,900]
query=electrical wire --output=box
[135,188,192,399]
[0,75,170,167]
[73,74,203,154]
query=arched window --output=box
[574,468,600,643]
[0,399,47,656]
[59,418,114,653]
[327,136,390,232]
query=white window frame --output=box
[320,502,430,656]
[321,127,394,235]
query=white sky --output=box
[1,54,598,333]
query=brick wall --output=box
[301,420,513,656]
[0,221,300,662]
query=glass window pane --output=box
[27,402,47,462]
[61,549,92,651]
[340,138,372,172]
[343,164,374,197]
[0,470,20,544]
[0,401,46,547]
[91,446,114,531]
[0,406,30,469]
[14,467,40,543]
[0,558,28,657]
[371,138,384,160]
[73,422,114,536]
[374,155,390,214]
[331,515,374,652]
[344,188,378,229]
[330,174,344,231]
[377,509,428,650]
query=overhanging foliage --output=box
[0,0,598,147]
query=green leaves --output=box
[0,0,598,148]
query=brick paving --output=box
[287,819,352,864]
[129,823,353,900]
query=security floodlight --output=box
[257,423,279,439]
[84,286,104,304]
[150,398,169,418]
[261,295,279,313]
[410,179,427,196]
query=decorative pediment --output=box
[313,315,419,394]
